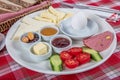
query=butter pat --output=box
[33,42,48,55]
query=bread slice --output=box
[20,0,38,8]
[0,7,14,14]
[0,0,23,11]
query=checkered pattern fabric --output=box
[0,0,120,80]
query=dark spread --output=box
[52,37,70,48]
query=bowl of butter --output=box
[29,42,52,62]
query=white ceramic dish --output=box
[60,17,98,40]
[5,8,117,75]
[50,34,72,53]
[39,25,59,42]
[29,42,52,62]
[19,32,41,48]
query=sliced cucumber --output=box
[82,47,103,62]
[50,54,63,71]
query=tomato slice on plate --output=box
[65,59,79,69]
[60,51,72,61]
[68,47,82,56]
[76,52,91,64]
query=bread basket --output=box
[0,0,51,33]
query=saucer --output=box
[60,18,99,40]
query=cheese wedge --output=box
[33,42,48,55]
[13,23,40,40]
[13,23,29,40]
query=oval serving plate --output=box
[5,8,117,75]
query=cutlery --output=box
[61,2,120,15]
[61,2,120,22]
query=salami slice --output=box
[83,31,114,52]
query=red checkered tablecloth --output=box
[0,0,120,80]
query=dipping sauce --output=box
[52,37,70,48]
[40,27,57,36]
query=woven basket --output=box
[0,0,51,33]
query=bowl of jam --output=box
[20,32,41,48]
[50,34,72,53]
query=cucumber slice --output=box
[50,55,63,71]
[82,47,103,62]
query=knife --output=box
[61,2,120,15]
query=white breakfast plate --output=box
[5,8,117,75]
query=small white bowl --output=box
[39,25,59,42]
[19,32,41,48]
[50,34,72,53]
[29,42,52,62]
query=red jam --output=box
[52,37,70,48]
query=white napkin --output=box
[73,8,113,19]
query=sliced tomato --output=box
[65,59,79,68]
[76,52,90,64]
[60,51,72,61]
[68,47,82,56]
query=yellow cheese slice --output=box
[34,16,52,22]
[48,6,66,20]
[40,10,57,24]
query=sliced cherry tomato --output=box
[60,51,72,61]
[65,59,79,69]
[65,59,79,68]
[68,47,82,56]
[76,52,90,64]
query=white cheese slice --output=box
[34,16,52,22]
[12,17,54,40]
[21,16,41,25]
